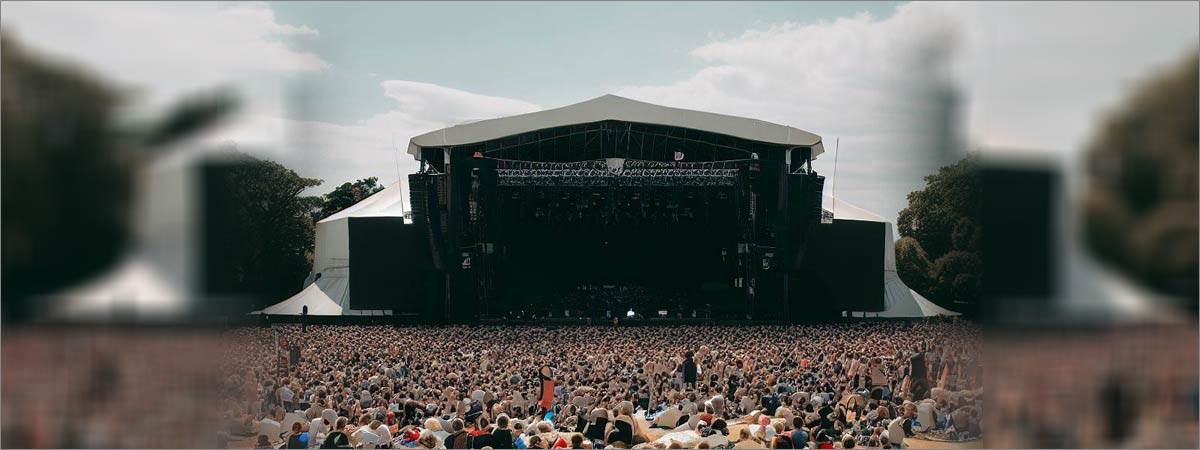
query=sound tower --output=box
[755,160,825,321]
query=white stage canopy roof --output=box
[408,94,824,157]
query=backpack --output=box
[320,431,351,449]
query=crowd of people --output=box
[219,320,981,449]
[511,286,696,321]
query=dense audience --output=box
[516,286,693,320]
[220,320,981,449]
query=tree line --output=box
[203,155,386,310]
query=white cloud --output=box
[221,2,320,37]
[7,1,1195,223]
[616,2,1198,222]
[206,81,541,197]
[381,80,541,126]
[949,2,1199,154]
[617,4,965,222]
[0,1,329,109]
[2,2,542,200]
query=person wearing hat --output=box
[309,409,336,449]
[708,395,726,419]
[607,404,637,447]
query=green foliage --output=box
[205,153,322,310]
[204,160,394,312]
[951,272,981,306]
[951,216,980,252]
[317,177,385,220]
[895,237,933,295]
[929,250,982,304]
[1081,53,1198,303]
[896,156,981,308]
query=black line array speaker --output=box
[409,173,447,270]
[776,173,826,271]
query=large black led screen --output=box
[347,217,438,314]
[793,219,886,312]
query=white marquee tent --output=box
[313,181,407,275]
[258,279,344,316]
[254,183,405,316]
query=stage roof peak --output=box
[408,94,823,157]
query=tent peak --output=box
[317,181,405,224]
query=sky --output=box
[2,1,1197,223]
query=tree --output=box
[204,153,322,311]
[317,177,385,220]
[895,237,933,295]
[929,250,982,304]
[895,156,981,309]
[1081,53,1198,306]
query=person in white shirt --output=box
[258,410,283,445]
[351,422,382,448]
[424,417,450,443]
[887,403,918,448]
[709,395,726,418]
[307,416,327,449]
[277,384,296,411]
[371,420,393,445]
[916,400,937,432]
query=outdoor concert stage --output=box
[373,95,830,323]
[319,95,911,323]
